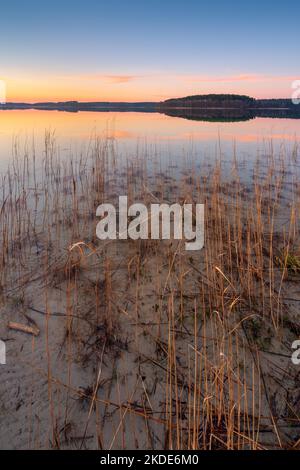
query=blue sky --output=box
[1,0,299,100]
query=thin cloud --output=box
[56,74,140,84]
[102,75,138,84]
[181,73,300,83]
[183,74,260,83]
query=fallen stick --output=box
[8,321,40,337]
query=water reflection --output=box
[161,107,300,122]
[0,109,299,171]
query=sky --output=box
[0,0,299,102]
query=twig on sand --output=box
[8,321,40,337]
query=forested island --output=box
[158,94,299,110]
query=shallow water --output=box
[0,110,299,172]
[0,110,300,450]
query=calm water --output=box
[0,110,299,171]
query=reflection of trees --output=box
[161,108,300,123]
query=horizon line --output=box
[1,95,295,105]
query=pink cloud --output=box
[100,75,139,84]
[180,74,300,84]
[56,74,140,84]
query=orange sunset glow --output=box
[3,73,299,102]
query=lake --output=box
[1,109,300,451]
[0,110,299,173]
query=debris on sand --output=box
[8,321,40,337]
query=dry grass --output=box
[0,132,300,449]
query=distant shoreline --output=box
[1,94,300,121]
[0,102,157,112]
[0,94,299,112]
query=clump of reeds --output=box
[0,131,299,450]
